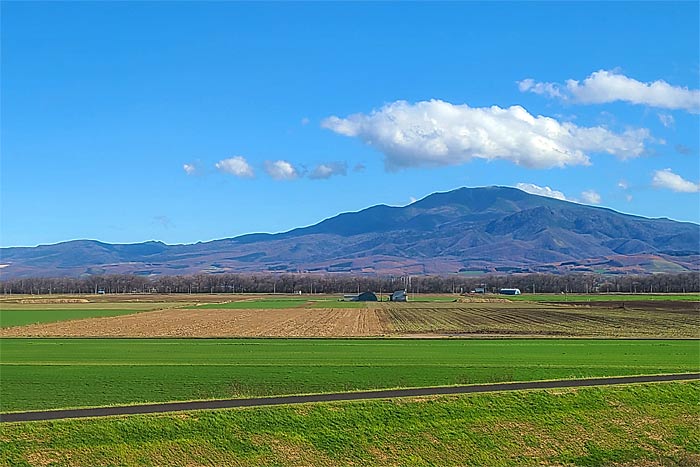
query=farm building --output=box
[343,291,378,302]
[390,290,407,302]
[499,288,521,295]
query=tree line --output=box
[1,272,698,295]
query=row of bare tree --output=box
[1,272,698,295]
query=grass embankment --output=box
[1,382,697,467]
[2,339,697,412]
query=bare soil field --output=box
[549,300,699,312]
[1,307,386,337]
[1,296,697,338]
[381,301,700,338]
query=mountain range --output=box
[1,186,698,279]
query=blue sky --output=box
[2,1,699,247]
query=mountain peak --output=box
[1,186,698,278]
[414,186,549,210]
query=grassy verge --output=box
[1,382,697,467]
[1,338,697,412]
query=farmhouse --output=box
[343,291,378,302]
[390,290,407,302]
[499,288,521,295]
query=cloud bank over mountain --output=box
[322,100,651,170]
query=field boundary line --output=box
[1,373,698,423]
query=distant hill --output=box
[1,186,698,278]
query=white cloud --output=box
[517,183,603,205]
[353,163,366,172]
[301,117,310,126]
[322,100,651,170]
[626,194,633,202]
[409,196,418,204]
[580,190,602,204]
[520,70,700,113]
[265,160,298,180]
[183,163,197,175]
[516,183,569,200]
[652,168,700,193]
[308,161,347,180]
[617,180,628,190]
[658,113,675,128]
[567,71,700,112]
[215,156,254,178]
[517,78,564,99]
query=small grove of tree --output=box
[0,272,698,295]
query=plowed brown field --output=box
[380,301,700,337]
[2,300,696,338]
[0,307,387,337]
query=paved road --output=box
[2,373,698,423]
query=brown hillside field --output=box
[1,307,388,337]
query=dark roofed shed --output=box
[357,291,378,301]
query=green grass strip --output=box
[1,382,697,466]
[1,338,698,412]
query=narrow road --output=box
[2,373,697,423]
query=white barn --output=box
[499,288,521,295]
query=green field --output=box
[1,338,697,412]
[1,295,698,466]
[0,300,179,328]
[0,308,151,328]
[508,293,700,302]
[1,382,697,467]
[0,299,195,310]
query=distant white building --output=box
[499,288,521,295]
